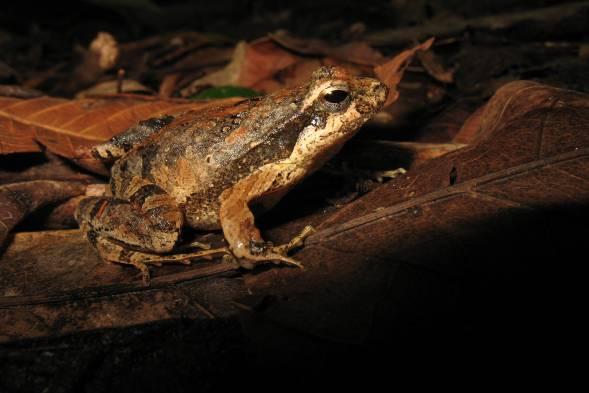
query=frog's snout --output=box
[371,80,388,108]
[356,78,388,112]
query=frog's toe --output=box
[268,252,305,269]
[133,265,151,286]
[236,253,304,270]
[272,225,315,255]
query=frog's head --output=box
[292,66,388,168]
[216,66,387,175]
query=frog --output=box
[75,66,388,284]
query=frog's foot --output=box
[237,225,315,270]
[93,235,229,285]
[134,247,230,267]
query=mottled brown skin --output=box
[76,66,388,282]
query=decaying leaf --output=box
[417,48,455,83]
[0,229,242,342]
[75,79,153,98]
[416,98,485,143]
[269,30,385,66]
[0,152,100,184]
[345,140,466,171]
[42,195,86,230]
[452,103,487,144]
[0,180,85,245]
[374,38,434,107]
[0,85,44,99]
[180,38,300,96]
[0,95,242,172]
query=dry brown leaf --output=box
[180,38,300,96]
[0,229,241,341]
[0,180,85,245]
[0,95,241,171]
[269,30,385,66]
[180,41,247,95]
[0,152,100,185]
[158,73,182,97]
[180,35,384,96]
[417,48,455,83]
[75,79,153,98]
[452,103,487,144]
[374,38,434,107]
[0,85,44,99]
[240,37,301,88]
[349,140,466,170]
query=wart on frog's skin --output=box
[75,65,388,284]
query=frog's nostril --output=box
[372,82,388,103]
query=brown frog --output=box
[75,66,388,283]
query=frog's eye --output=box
[321,87,350,112]
[324,89,349,103]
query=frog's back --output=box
[110,101,251,199]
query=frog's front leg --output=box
[218,167,313,269]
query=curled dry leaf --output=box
[416,48,455,83]
[452,103,487,144]
[0,180,85,245]
[374,37,434,107]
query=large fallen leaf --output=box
[0,95,241,163]
[240,80,589,344]
[0,180,85,245]
[0,229,241,342]
[0,152,99,184]
[1,80,587,346]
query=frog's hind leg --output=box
[90,234,229,285]
[76,184,183,255]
